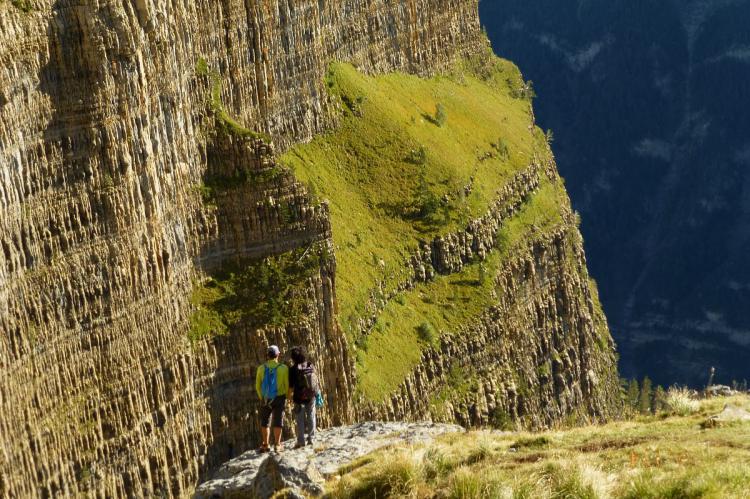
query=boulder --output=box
[702,404,750,429]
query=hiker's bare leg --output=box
[261,426,270,448]
[273,426,282,446]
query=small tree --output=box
[545,129,555,144]
[414,165,440,219]
[652,385,667,413]
[434,103,447,127]
[417,321,437,344]
[478,263,487,285]
[638,376,653,414]
[627,379,640,412]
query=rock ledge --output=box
[195,422,462,498]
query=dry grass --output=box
[325,395,750,498]
[665,387,701,416]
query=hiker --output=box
[256,345,290,453]
[288,346,321,448]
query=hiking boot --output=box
[257,445,270,454]
[273,444,284,453]
[293,442,305,449]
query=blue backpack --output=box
[261,364,279,400]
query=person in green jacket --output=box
[256,345,290,453]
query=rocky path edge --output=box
[194,422,463,498]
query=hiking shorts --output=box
[259,395,286,428]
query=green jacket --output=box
[255,360,290,400]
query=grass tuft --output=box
[511,436,552,450]
[619,472,708,499]
[329,451,421,499]
[665,387,701,416]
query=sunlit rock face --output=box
[0,0,481,495]
[0,0,621,496]
[481,0,750,386]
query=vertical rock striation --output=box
[0,0,620,497]
[0,0,482,496]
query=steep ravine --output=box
[0,0,618,497]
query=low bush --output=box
[416,321,437,344]
[434,103,448,126]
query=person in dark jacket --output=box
[288,346,319,448]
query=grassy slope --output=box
[327,395,750,498]
[281,54,557,401]
[357,180,570,401]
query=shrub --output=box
[101,173,115,189]
[478,263,487,285]
[493,137,510,160]
[195,57,209,77]
[545,129,555,144]
[512,79,536,100]
[666,387,700,416]
[490,409,514,431]
[416,321,437,344]
[435,103,447,126]
[10,0,33,12]
[406,146,427,165]
[413,164,441,220]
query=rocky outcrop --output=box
[702,404,750,429]
[194,422,463,499]
[415,156,555,278]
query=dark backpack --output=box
[297,363,319,402]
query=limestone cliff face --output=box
[0,0,619,497]
[0,0,481,496]
[365,224,620,428]
[357,158,620,428]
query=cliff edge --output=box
[0,0,618,496]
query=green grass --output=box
[256,46,602,406]
[281,56,548,349]
[280,55,565,402]
[326,395,750,498]
[188,245,326,343]
[356,179,569,401]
